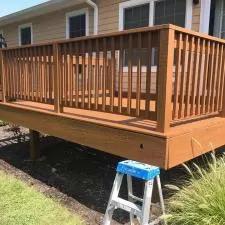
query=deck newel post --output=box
[0,50,6,103]
[29,129,40,161]
[53,43,63,113]
[156,26,175,133]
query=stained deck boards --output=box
[13,100,158,135]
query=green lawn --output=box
[0,171,83,225]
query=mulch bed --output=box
[0,125,214,224]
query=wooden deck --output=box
[1,24,225,169]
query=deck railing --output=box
[1,24,225,133]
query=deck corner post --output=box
[29,129,40,161]
[0,50,6,103]
[156,27,175,133]
[53,43,63,113]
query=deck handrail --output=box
[1,24,225,133]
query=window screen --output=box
[20,27,31,45]
[124,4,150,30]
[69,14,86,38]
[154,0,186,27]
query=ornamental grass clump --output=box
[166,153,225,225]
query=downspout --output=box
[85,0,98,35]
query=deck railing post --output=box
[156,26,175,133]
[0,50,6,103]
[53,43,63,113]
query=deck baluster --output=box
[53,43,63,113]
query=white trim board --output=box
[66,8,89,39]
[18,23,33,46]
[199,0,211,34]
[119,0,193,31]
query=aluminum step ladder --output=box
[103,160,166,225]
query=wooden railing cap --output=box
[2,24,171,51]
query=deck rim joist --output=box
[0,102,168,169]
[0,102,166,139]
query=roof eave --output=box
[0,0,85,27]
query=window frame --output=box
[66,8,89,39]
[18,23,33,46]
[119,0,193,31]
[0,29,4,48]
[119,0,192,72]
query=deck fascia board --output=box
[0,103,168,168]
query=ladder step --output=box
[112,197,142,217]
[129,194,143,203]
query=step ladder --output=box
[103,160,166,225]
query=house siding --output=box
[1,3,94,47]
[192,2,201,31]
[96,0,202,34]
[0,0,202,47]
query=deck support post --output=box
[156,26,175,133]
[29,129,40,161]
[53,43,63,113]
[0,50,6,103]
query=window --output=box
[119,0,192,31]
[120,0,192,69]
[19,23,32,46]
[154,0,186,27]
[124,4,150,30]
[66,9,89,39]
[0,30,4,48]
[69,14,86,38]
[212,0,225,38]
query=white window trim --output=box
[66,8,89,39]
[199,0,211,34]
[18,23,33,46]
[119,0,193,73]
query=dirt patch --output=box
[0,126,137,224]
[0,125,216,224]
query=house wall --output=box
[1,3,94,47]
[192,1,201,31]
[0,0,203,47]
[96,0,202,34]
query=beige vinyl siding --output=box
[0,0,202,47]
[192,2,201,31]
[1,23,18,47]
[0,3,94,47]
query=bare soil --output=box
[0,125,211,225]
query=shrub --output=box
[0,120,7,127]
[166,153,225,225]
